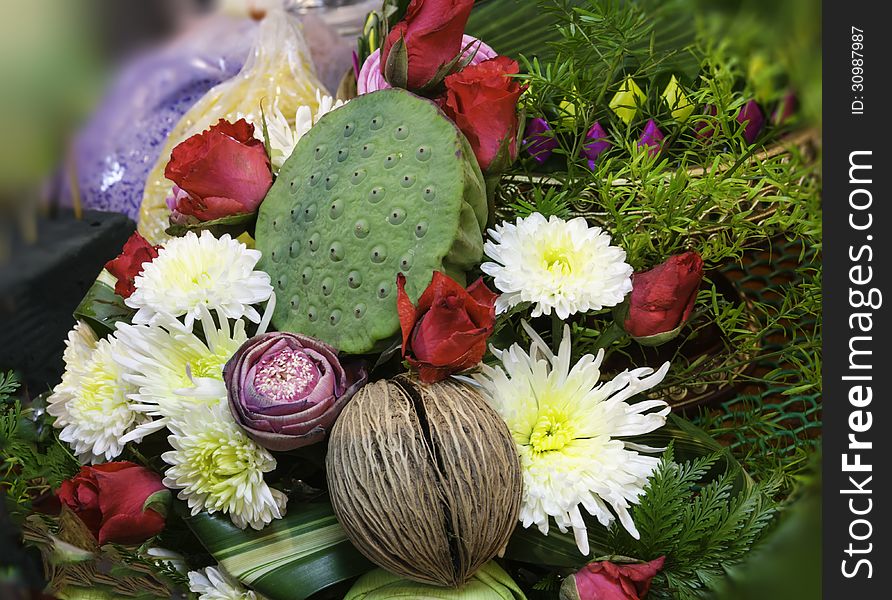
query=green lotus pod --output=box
[344,562,526,600]
[256,88,487,354]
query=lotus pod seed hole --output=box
[394,125,409,140]
[329,242,345,262]
[307,306,318,322]
[400,254,413,271]
[325,175,339,190]
[321,277,334,296]
[401,174,416,188]
[416,146,431,161]
[351,169,367,184]
[361,143,374,157]
[289,296,300,309]
[330,309,342,325]
[423,186,436,201]
[304,203,317,221]
[368,187,384,203]
[309,173,320,186]
[376,282,391,299]
[383,154,399,169]
[277,275,287,289]
[314,146,326,160]
[370,116,383,130]
[370,245,387,263]
[388,208,407,225]
[415,221,429,238]
[301,267,313,284]
[308,233,320,252]
[337,148,349,162]
[344,122,355,137]
[329,199,344,219]
[354,219,370,238]
[348,271,363,289]
[353,303,366,318]
[289,240,301,258]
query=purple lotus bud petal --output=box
[638,119,665,157]
[694,105,718,141]
[772,91,797,125]
[580,121,611,170]
[736,99,765,144]
[523,118,559,164]
[224,332,368,451]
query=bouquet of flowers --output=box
[3,1,821,599]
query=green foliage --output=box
[606,447,781,600]
[1,372,79,516]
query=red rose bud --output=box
[623,251,704,342]
[560,557,666,600]
[637,119,665,158]
[524,118,559,164]
[380,0,475,90]
[56,462,168,545]
[397,272,498,383]
[736,99,765,144]
[694,105,718,141]
[164,118,272,222]
[443,56,524,171]
[104,232,160,299]
[581,121,611,170]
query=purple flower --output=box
[523,118,559,164]
[581,121,611,170]
[224,333,368,451]
[694,105,718,141]
[736,100,765,144]
[638,119,665,157]
[772,91,797,125]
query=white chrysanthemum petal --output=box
[188,566,259,600]
[481,213,633,318]
[162,401,286,530]
[114,308,247,442]
[255,90,347,170]
[126,231,272,330]
[47,322,146,463]
[473,323,669,554]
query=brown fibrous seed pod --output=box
[326,375,523,587]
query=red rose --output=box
[442,56,524,171]
[561,557,666,600]
[624,252,704,339]
[381,0,475,90]
[397,271,497,383]
[164,118,272,222]
[104,232,160,299]
[56,461,168,545]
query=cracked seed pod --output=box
[326,375,522,588]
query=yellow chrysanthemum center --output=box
[529,408,575,454]
[188,434,258,494]
[543,246,574,276]
[71,358,125,418]
[190,350,231,380]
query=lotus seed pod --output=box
[255,88,487,354]
[326,376,522,588]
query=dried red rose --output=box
[380,0,475,90]
[56,462,168,545]
[442,56,524,171]
[164,118,272,223]
[623,252,704,340]
[104,232,160,299]
[397,272,498,383]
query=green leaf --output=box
[383,35,408,89]
[164,211,257,239]
[142,490,171,519]
[73,280,135,338]
[182,501,374,600]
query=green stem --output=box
[591,320,628,353]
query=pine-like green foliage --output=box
[606,447,780,600]
[1,372,79,515]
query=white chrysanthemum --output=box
[115,308,248,443]
[126,230,272,330]
[188,566,259,600]
[47,321,146,463]
[259,90,346,169]
[480,213,633,319]
[162,400,287,530]
[472,322,670,555]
